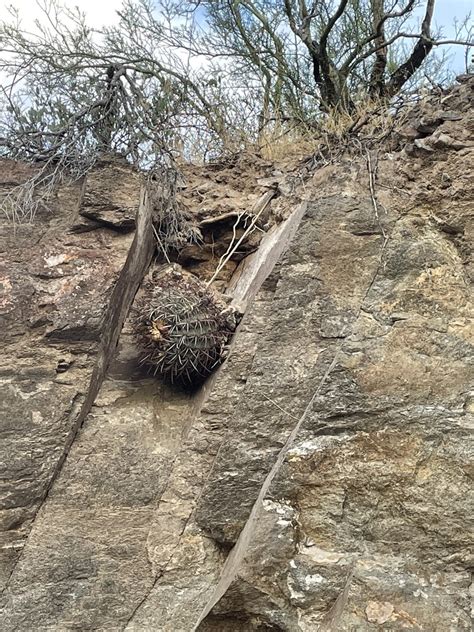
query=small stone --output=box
[257,177,281,188]
[366,601,395,624]
[416,116,442,135]
[456,73,474,83]
[438,110,463,121]
[414,138,435,152]
[398,125,419,140]
[430,134,469,150]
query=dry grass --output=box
[257,125,318,162]
[2,99,408,226]
[322,97,407,142]
[249,99,408,165]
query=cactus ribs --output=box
[132,265,236,384]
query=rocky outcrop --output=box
[0,76,473,631]
[1,164,118,580]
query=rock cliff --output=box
[1,76,473,631]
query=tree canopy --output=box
[0,0,472,218]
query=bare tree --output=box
[179,0,473,118]
[0,0,236,219]
[0,0,472,220]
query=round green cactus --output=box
[132,266,235,384]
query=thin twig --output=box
[207,190,275,286]
[152,223,171,264]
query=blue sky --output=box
[435,0,472,30]
[424,0,473,72]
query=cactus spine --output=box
[132,266,233,384]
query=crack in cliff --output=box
[191,330,356,629]
[318,568,355,632]
[123,202,309,630]
[1,186,156,596]
[122,284,270,631]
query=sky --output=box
[0,0,472,73]
[0,0,123,28]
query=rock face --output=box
[0,160,138,589]
[1,77,473,631]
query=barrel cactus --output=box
[132,265,237,384]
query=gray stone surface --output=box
[0,161,140,593]
[1,78,473,631]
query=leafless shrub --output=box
[147,163,202,261]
